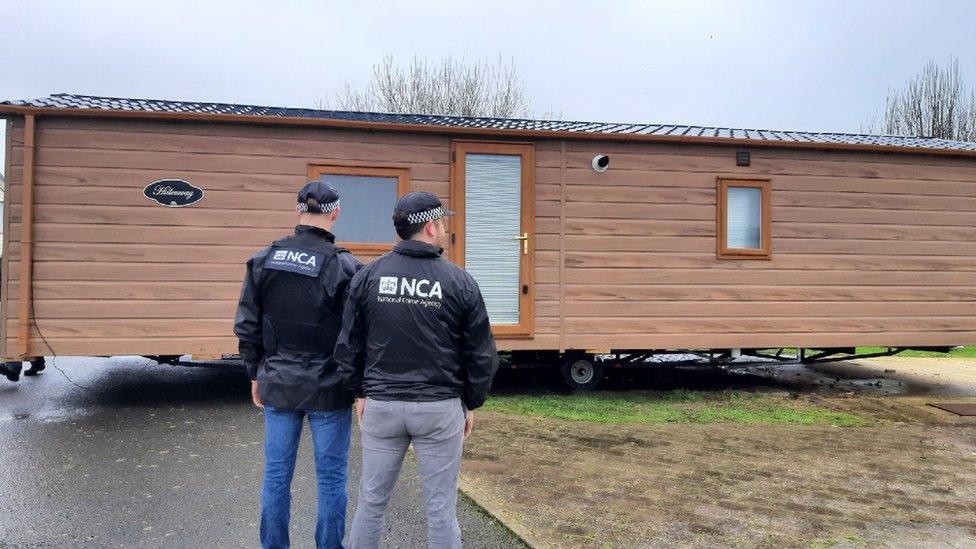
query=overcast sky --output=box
[2,0,975,176]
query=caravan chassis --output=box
[502,347,957,390]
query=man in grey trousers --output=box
[334,191,498,548]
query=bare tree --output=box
[867,56,976,142]
[321,55,557,119]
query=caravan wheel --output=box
[560,356,604,391]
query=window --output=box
[307,165,410,252]
[717,178,771,259]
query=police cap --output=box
[393,191,454,227]
[297,181,340,214]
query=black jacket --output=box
[334,240,498,410]
[234,225,362,410]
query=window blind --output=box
[464,154,522,324]
[726,186,762,249]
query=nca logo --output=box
[379,277,399,295]
[379,276,443,299]
[273,249,317,267]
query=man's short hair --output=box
[393,211,428,241]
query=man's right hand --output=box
[464,411,474,439]
[251,380,263,408]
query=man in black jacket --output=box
[234,181,361,549]
[335,191,498,549]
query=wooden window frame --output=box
[716,177,772,260]
[306,164,410,254]
[450,140,536,338]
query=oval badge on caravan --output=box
[143,179,205,207]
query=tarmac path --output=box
[0,356,525,548]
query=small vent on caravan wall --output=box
[592,154,610,172]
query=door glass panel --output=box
[464,154,522,324]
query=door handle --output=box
[509,233,529,255]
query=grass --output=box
[856,345,976,358]
[756,346,976,359]
[483,391,867,426]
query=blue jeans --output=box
[261,406,352,549]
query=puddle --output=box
[570,434,657,449]
[0,408,93,423]
[731,362,930,396]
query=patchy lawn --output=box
[856,346,976,358]
[483,391,866,426]
[760,346,976,358]
[462,360,976,548]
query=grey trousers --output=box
[349,398,466,549]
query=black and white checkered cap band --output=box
[406,206,446,224]
[297,199,340,213]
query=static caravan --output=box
[2,94,975,388]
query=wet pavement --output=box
[0,357,526,548]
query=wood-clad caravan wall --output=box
[543,140,976,350]
[4,115,976,359]
[2,117,466,357]
[1,117,24,359]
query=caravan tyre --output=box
[560,356,604,391]
[24,357,46,376]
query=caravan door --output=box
[451,141,535,337]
